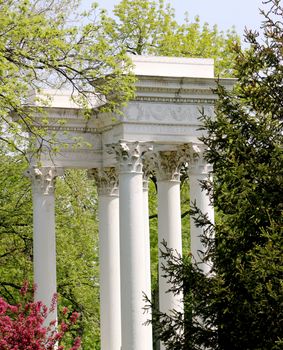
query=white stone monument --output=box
[26,55,234,350]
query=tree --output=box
[110,0,240,76]
[149,0,283,349]
[0,151,101,348]
[55,171,101,349]
[0,282,81,350]
[0,0,134,155]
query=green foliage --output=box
[0,152,101,347]
[110,0,240,76]
[0,0,134,154]
[55,171,100,349]
[0,152,33,301]
[150,1,283,349]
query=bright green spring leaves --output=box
[111,0,240,76]
[0,0,134,153]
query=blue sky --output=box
[87,0,265,40]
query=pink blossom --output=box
[70,312,80,324]
[0,283,81,350]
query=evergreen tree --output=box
[149,1,283,349]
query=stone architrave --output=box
[25,166,63,326]
[188,144,214,274]
[88,167,121,350]
[109,141,153,350]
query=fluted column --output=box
[109,141,153,350]
[88,168,121,350]
[189,144,214,274]
[25,166,63,325]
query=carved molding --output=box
[135,96,215,104]
[146,144,193,182]
[37,125,99,133]
[88,167,119,196]
[25,167,64,195]
[188,144,213,175]
[107,141,153,174]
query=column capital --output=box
[146,144,192,182]
[107,141,153,174]
[25,166,64,195]
[88,167,119,196]
[189,143,213,176]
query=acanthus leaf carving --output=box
[188,143,213,175]
[88,167,119,196]
[25,167,64,195]
[145,144,193,182]
[107,141,153,174]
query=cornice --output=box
[135,77,235,96]
[136,75,235,85]
[132,56,213,65]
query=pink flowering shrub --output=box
[0,282,81,350]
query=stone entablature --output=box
[27,55,234,169]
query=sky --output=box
[86,0,265,40]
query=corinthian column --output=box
[25,166,63,326]
[88,168,121,350]
[189,144,214,274]
[109,141,153,350]
[148,145,190,350]
[152,149,184,316]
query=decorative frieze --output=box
[88,167,119,196]
[25,167,64,195]
[125,103,214,123]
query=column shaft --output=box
[189,144,214,274]
[33,189,57,324]
[89,167,121,350]
[189,173,214,274]
[98,194,121,350]
[120,171,148,349]
[157,180,182,313]
[26,167,62,326]
[143,179,153,349]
